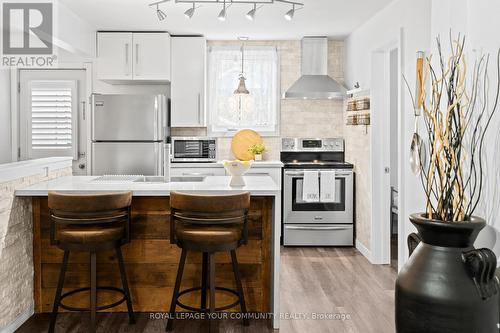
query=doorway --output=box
[389,48,399,270]
[19,69,88,175]
[370,29,403,269]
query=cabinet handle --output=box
[197,93,202,125]
[135,43,140,76]
[81,101,86,120]
[285,225,352,231]
[125,43,130,76]
[183,172,214,176]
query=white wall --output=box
[344,0,432,260]
[345,0,500,263]
[461,0,500,256]
[0,2,96,166]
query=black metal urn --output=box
[396,213,499,333]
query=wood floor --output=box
[17,247,396,333]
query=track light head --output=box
[246,3,257,21]
[218,7,226,21]
[156,4,166,21]
[184,3,195,18]
[284,5,295,21]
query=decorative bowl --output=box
[223,160,252,186]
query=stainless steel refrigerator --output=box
[91,94,169,176]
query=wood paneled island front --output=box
[16,175,282,328]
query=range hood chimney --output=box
[284,37,346,100]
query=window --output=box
[21,80,78,159]
[207,45,279,136]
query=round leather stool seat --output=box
[57,223,125,244]
[176,224,242,245]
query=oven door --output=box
[284,169,353,224]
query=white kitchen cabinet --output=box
[171,37,206,127]
[243,167,282,188]
[170,167,225,177]
[96,32,133,81]
[133,33,171,81]
[97,32,171,83]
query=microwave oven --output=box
[171,137,217,162]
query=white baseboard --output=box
[356,239,372,262]
[0,305,33,333]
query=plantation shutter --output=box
[27,81,78,159]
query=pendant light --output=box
[234,44,250,95]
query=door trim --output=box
[13,62,93,174]
[369,28,404,269]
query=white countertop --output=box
[171,161,283,168]
[15,175,281,197]
[0,157,72,183]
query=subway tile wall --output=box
[171,39,345,160]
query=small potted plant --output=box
[248,143,266,161]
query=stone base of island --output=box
[15,175,282,329]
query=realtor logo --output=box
[2,2,53,54]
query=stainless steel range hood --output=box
[284,37,346,100]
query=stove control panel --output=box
[281,138,344,152]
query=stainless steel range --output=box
[281,138,354,246]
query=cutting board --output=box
[231,129,263,161]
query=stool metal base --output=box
[48,247,135,333]
[166,249,250,332]
[59,286,128,312]
[176,286,241,312]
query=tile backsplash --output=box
[172,39,345,161]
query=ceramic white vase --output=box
[254,154,263,161]
[223,160,252,187]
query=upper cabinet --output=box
[97,32,171,83]
[171,36,206,127]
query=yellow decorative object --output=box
[231,129,263,161]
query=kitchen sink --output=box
[133,176,206,183]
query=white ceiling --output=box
[59,0,393,40]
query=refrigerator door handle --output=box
[197,93,202,125]
[154,96,159,140]
[154,143,160,176]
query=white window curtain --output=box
[208,45,279,136]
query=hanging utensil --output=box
[414,51,425,116]
[410,51,426,175]
[410,120,426,175]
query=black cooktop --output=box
[283,161,354,169]
[280,150,353,169]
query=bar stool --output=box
[47,192,135,333]
[166,191,251,331]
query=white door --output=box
[133,33,171,81]
[171,36,205,126]
[19,69,88,175]
[97,32,133,80]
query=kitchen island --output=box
[15,175,282,329]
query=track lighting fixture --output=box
[284,4,295,21]
[149,0,304,22]
[246,3,257,21]
[184,3,196,18]
[218,2,227,21]
[156,4,167,21]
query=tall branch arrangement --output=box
[407,36,500,222]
